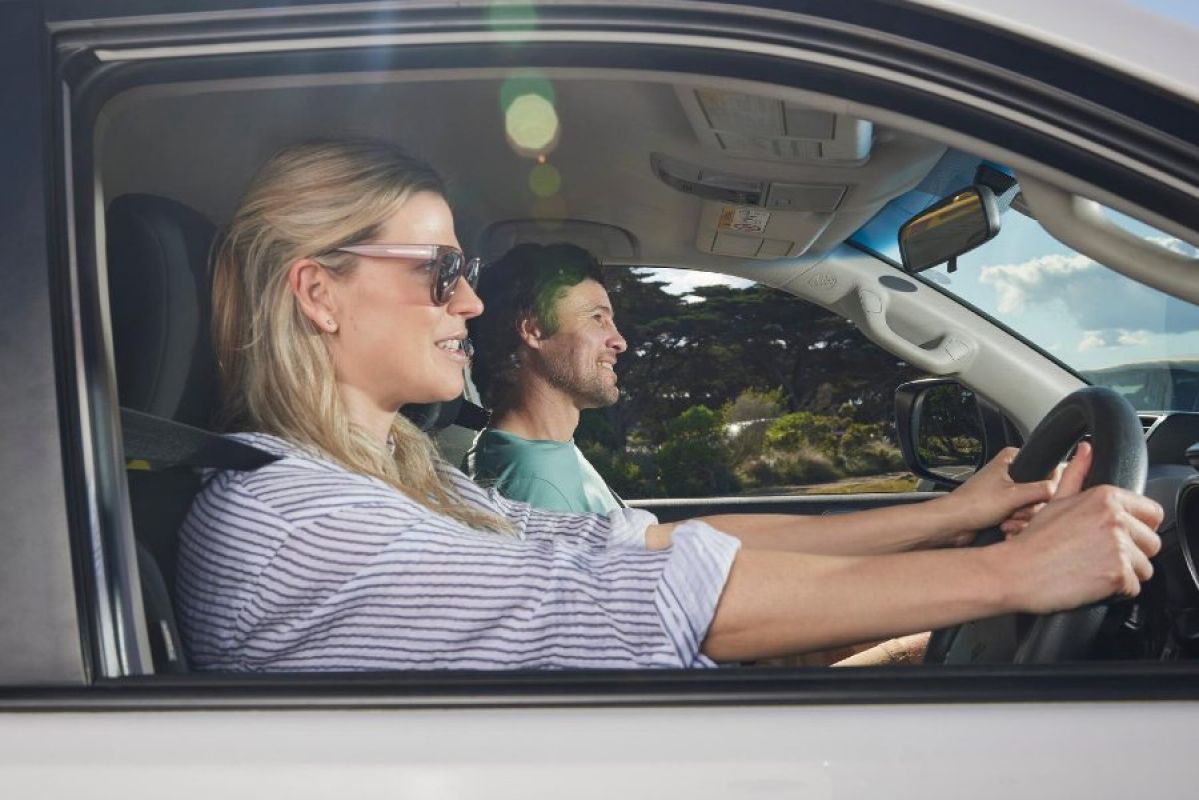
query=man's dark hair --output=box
[469,242,605,406]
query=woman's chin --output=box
[399,381,465,407]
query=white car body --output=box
[1,1,1197,796]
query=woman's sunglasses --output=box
[332,244,483,305]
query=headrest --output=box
[106,194,219,429]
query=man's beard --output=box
[540,350,619,409]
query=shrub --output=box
[774,446,843,485]
[765,411,843,458]
[736,447,844,489]
[842,438,906,475]
[728,418,772,465]
[655,405,739,497]
[579,442,658,498]
[723,387,785,424]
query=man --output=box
[465,243,626,512]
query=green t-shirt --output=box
[464,428,622,514]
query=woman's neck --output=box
[337,382,397,449]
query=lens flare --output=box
[500,74,556,113]
[486,1,538,33]
[528,163,562,197]
[505,93,560,155]
[533,195,568,229]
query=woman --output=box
[176,139,1163,671]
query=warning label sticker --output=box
[718,206,771,234]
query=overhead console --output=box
[676,87,873,165]
[660,86,891,260]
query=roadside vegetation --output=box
[577,271,925,498]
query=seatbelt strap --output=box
[122,400,488,470]
[454,399,491,431]
[121,407,279,470]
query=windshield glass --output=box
[851,154,1199,413]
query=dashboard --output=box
[1131,412,1199,660]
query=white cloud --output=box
[977,245,1199,348]
[1118,330,1151,346]
[979,253,1094,314]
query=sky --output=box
[643,0,1199,372]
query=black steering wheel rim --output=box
[924,386,1147,665]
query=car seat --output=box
[107,193,222,673]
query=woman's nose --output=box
[449,278,484,318]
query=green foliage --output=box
[654,405,739,497]
[843,438,906,475]
[737,447,843,488]
[578,442,653,498]
[722,387,785,424]
[562,270,923,498]
[765,412,841,458]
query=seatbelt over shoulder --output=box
[121,407,279,470]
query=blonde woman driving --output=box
[176,139,1163,671]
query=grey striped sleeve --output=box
[176,434,740,672]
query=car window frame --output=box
[31,0,1199,706]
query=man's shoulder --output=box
[471,428,576,469]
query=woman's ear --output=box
[517,316,545,350]
[287,258,340,333]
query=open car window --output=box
[12,1,1187,706]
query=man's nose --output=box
[609,326,627,353]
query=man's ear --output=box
[287,257,340,333]
[517,316,546,350]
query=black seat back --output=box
[108,193,221,674]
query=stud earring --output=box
[325,318,337,332]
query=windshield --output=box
[851,153,1199,413]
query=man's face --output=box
[531,279,627,409]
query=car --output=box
[2,0,1198,796]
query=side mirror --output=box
[895,378,1015,487]
[899,185,1001,273]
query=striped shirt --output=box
[176,432,741,671]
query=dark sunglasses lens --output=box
[465,257,483,288]
[434,250,464,304]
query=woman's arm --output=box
[700,481,1162,662]
[647,446,1063,555]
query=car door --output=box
[2,1,1198,798]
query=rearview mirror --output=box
[899,185,1001,273]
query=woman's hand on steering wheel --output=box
[997,478,1164,614]
[931,445,1066,547]
[998,441,1091,538]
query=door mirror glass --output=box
[915,383,985,481]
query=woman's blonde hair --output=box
[212,139,509,532]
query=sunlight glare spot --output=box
[505,93,560,155]
[486,1,538,33]
[528,163,562,197]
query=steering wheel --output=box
[924,386,1148,665]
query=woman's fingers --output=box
[1053,441,1092,499]
[1012,484,1163,612]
